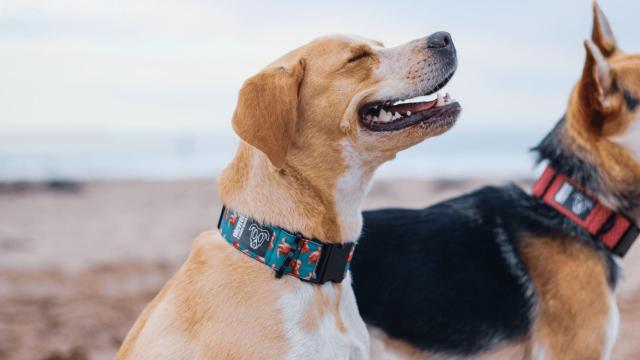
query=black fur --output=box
[623,87,639,112]
[533,117,605,196]
[351,118,621,356]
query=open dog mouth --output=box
[359,73,460,132]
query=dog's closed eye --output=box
[347,48,373,63]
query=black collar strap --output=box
[217,206,355,284]
[533,166,640,257]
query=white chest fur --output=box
[278,274,370,360]
[612,117,640,163]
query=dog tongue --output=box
[384,99,437,114]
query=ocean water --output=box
[0,128,545,182]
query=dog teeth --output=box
[436,92,445,107]
[444,92,455,104]
[379,109,393,122]
[366,91,458,123]
[367,108,406,123]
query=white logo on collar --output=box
[554,183,573,204]
[232,215,248,239]
[248,224,269,250]
[554,182,594,218]
[572,194,590,216]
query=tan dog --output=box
[116,32,461,359]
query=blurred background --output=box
[2,1,640,359]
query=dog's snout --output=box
[426,31,453,49]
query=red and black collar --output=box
[533,166,639,257]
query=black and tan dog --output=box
[352,3,640,359]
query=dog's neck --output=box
[535,117,640,221]
[218,143,371,244]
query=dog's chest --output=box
[278,275,370,360]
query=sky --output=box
[0,0,639,179]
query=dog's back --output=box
[353,186,533,354]
[353,184,618,356]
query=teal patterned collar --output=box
[217,206,355,284]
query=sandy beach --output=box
[2,178,640,360]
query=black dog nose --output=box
[426,31,452,49]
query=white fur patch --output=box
[335,139,376,241]
[529,342,549,360]
[278,274,370,360]
[372,38,451,109]
[602,295,620,360]
[611,116,640,163]
[374,43,415,101]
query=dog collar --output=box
[533,166,640,257]
[217,206,355,284]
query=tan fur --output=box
[518,3,640,358]
[118,232,291,359]
[564,3,640,214]
[521,236,611,359]
[591,2,618,58]
[117,275,175,359]
[517,3,638,358]
[118,34,459,359]
[334,285,347,333]
[232,57,305,168]
[369,327,531,360]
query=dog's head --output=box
[231,33,460,170]
[566,2,640,208]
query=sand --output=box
[1,179,639,359]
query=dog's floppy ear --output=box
[232,59,305,168]
[591,2,618,57]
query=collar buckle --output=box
[612,225,640,257]
[313,242,355,284]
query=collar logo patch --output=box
[232,215,248,239]
[248,224,269,250]
[554,182,594,220]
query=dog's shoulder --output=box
[187,229,242,269]
[190,229,224,252]
[119,229,300,359]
